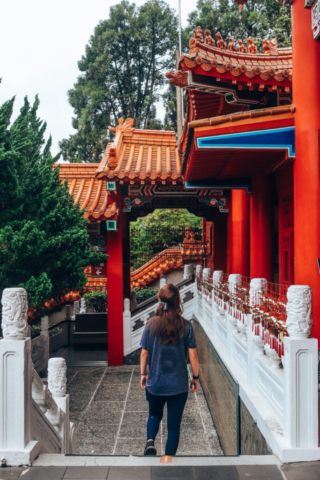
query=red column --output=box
[250,176,274,282]
[229,190,250,277]
[292,0,320,340]
[107,191,124,366]
[212,209,228,273]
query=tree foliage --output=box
[60,0,178,163]
[0,97,106,314]
[185,0,291,50]
[130,209,202,269]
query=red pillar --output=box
[229,190,250,277]
[107,191,124,366]
[250,176,274,282]
[212,209,228,273]
[292,0,320,340]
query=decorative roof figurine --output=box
[216,32,227,49]
[263,38,278,55]
[205,29,215,46]
[193,26,204,42]
[228,36,238,52]
[238,38,247,53]
[247,36,258,54]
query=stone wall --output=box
[240,399,272,455]
[192,319,271,456]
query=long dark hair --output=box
[151,284,184,346]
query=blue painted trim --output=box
[185,178,251,193]
[197,127,295,158]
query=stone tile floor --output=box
[4,463,320,480]
[66,365,222,456]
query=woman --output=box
[140,283,199,457]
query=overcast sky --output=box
[0,0,196,156]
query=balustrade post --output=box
[47,358,71,454]
[195,265,203,318]
[183,264,193,280]
[284,285,318,450]
[202,268,211,323]
[0,288,36,464]
[80,297,86,314]
[160,274,166,289]
[123,299,132,355]
[212,271,223,336]
[73,301,80,320]
[226,274,241,358]
[40,316,49,373]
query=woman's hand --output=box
[141,374,148,389]
[190,379,199,393]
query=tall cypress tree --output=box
[0,97,106,314]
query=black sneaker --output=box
[144,440,157,456]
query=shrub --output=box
[49,327,63,337]
[83,290,108,313]
[135,287,158,305]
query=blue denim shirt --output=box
[140,318,197,396]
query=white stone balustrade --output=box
[197,272,319,462]
[0,288,75,465]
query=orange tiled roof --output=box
[54,163,118,220]
[96,119,182,182]
[170,29,292,88]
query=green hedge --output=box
[135,287,158,305]
[83,290,108,313]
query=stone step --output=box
[33,454,280,467]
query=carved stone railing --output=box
[123,265,196,356]
[195,271,319,462]
[0,288,76,466]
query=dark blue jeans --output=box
[146,389,188,456]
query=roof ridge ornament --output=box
[263,38,279,55]
[247,36,258,53]
[216,32,227,49]
[108,118,134,170]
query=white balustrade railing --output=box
[196,271,319,462]
[123,267,196,356]
[0,288,76,466]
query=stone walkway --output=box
[67,365,222,456]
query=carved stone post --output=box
[284,285,318,451]
[225,274,241,358]
[195,265,203,318]
[47,358,70,454]
[212,271,223,336]
[0,288,37,464]
[41,315,50,372]
[73,301,80,319]
[80,297,86,314]
[123,299,131,355]
[160,274,166,289]
[183,264,193,279]
[249,279,267,355]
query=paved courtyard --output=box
[66,365,223,456]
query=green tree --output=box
[130,209,202,269]
[0,97,106,315]
[60,0,178,163]
[186,1,291,51]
